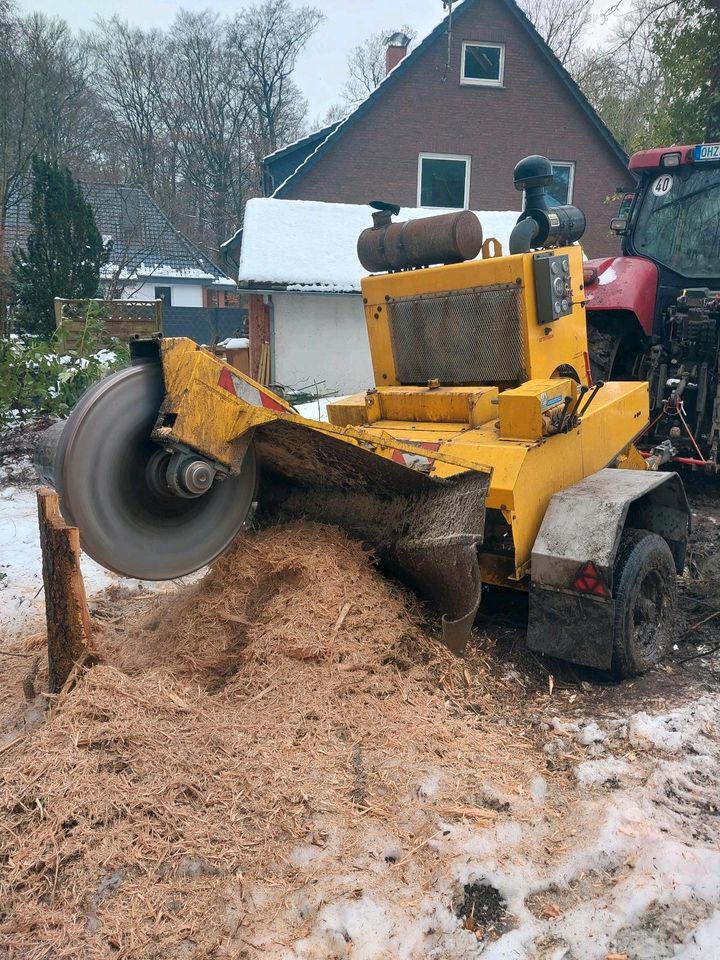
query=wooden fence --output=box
[54,297,163,351]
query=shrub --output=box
[0,326,129,426]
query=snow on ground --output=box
[2,437,719,957]
[238,198,519,292]
[277,696,720,959]
[0,487,180,638]
[294,394,350,421]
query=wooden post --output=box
[248,293,271,380]
[37,488,96,693]
[154,297,164,333]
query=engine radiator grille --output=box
[387,283,525,384]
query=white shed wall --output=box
[271,292,373,396]
[121,282,204,307]
[170,285,204,307]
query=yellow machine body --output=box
[362,244,591,389]
[146,244,648,601]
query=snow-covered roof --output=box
[3,183,236,289]
[237,198,520,294]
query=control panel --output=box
[533,252,572,324]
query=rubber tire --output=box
[611,528,677,679]
[587,320,620,383]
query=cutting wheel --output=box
[53,362,257,579]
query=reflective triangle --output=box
[572,561,609,598]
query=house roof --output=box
[269,0,628,198]
[237,197,520,293]
[3,182,236,288]
[263,120,343,164]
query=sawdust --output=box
[0,522,544,958]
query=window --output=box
[155,286,172,307]
[547,162,575,206]
[632,168,720,279]
[461,42,504,87]
[418,154,471,208]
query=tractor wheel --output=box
[611,528,677,679]
[587,322,621,383]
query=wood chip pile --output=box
[1,522,543,958]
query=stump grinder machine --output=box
[36,157,691,678]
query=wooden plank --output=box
[37,488,97,693]
[54,297,162,351]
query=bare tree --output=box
[573,0,663,150]
[88,18,168,196]
[1,13,93,245]
[518,0,595,69]
[165,11,254,258]
[231,0,324,157]
[340,25,416,106]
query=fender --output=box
[584,255,659,337]
[527,468,690,669]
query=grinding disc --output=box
[54,362,257,579]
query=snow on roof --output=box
[237,198,520,293]
[99,262,236,286]
[3,183,235,288]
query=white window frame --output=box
[460,41,505,87]
[417,153,471,209]
[550,161,575,204]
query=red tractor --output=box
[584,143,720,468]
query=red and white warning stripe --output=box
[217,367,285,412]
[391,440,440,472]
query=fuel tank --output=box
[357,210,483,273]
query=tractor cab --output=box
[619,145,720,289]
[584,145,720,467]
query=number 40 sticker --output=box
[652,174,674,196]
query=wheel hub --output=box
[165,452,218,498]
[633,570,663,648]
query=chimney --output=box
[385,32,411,75]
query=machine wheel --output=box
[49,363,258,580]
[587,313,642,383]
[587,321,620,383]
[611,528,677,678]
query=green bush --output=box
[0,324,129,425]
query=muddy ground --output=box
[477,472,720,713]
[1,427,719,958]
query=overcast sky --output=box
[20,0,621,120]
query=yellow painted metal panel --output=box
[153,339,492,476]
[153,315,646,593]
[323,394,367,427]
[616,443,649,471]
[327,385,499,427]
[498,378,575,440]
[360,245,591,389]
[519,245,590,384]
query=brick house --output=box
[261,0,630,257]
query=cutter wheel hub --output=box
[147,450,218,499]
[36,363,257,580]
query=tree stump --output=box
[37,487,96,693]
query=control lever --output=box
[566,384,589,422]
[576,380,605,419]
[556,395,575,433]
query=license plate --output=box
[694,143,720,162]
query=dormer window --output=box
[461,42,504,87]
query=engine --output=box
[637,288,720,464]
